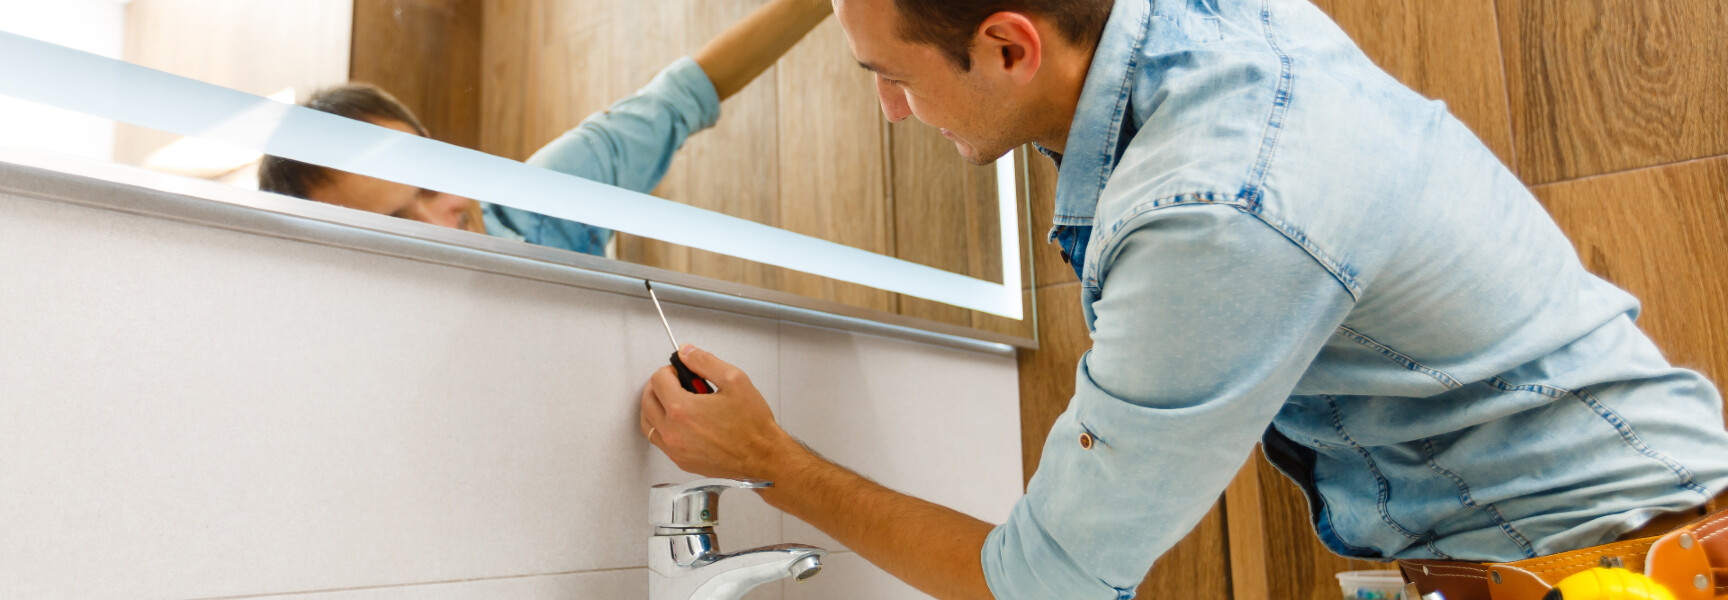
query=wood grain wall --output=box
[350,0,483,151]
[1014,0,1728,599]
[117,0,354,167]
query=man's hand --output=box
[639,344,806,480]
[637,344,998,600]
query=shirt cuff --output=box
[983,470,1137,600]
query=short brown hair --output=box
[891,0,1113,71]
[257,83,428,198]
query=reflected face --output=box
[304,118,475,231]
[415,189,475,230]
[835,0,1022,165]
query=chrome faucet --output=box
[649,478,826,600]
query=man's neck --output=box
[1030,42,1100,155]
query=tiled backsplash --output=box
[0,182,1022,599]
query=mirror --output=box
[0,0,1035,342]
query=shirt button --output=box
[1078,432,1094,449]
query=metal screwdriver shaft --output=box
[645,281,680,352]
[644,281,713,394]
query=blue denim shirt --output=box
[982,0,1728,597]
[480,57,721,255]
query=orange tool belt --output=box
[1398,491,1728,600]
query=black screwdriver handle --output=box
[670,351,713,394]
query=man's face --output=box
[835,0,1025,165]
[305,118,475,231]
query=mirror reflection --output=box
[0,0,1032,338]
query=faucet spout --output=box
[650,537,825,600]
[686,544,825,600]
[647,479,826,600]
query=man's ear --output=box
[975,12,1042,83]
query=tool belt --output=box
[1399,492,1728,600]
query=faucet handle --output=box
[650,478,772,528]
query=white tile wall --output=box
[776,324,1025,552]
[236,570,647,600]
[0,187,1020,599]
[782,553,929,600]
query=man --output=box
[639,0,1728,599]
[260,0,833,256]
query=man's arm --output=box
[640,347,996,600]
[691,0,833,102]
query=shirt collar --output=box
[1050,0,1152,229]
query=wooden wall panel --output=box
[1024,152,1075,289]
[350,0,483,150]
[1498,0,1728,184]
[1536,157,1728,403]
[118,0,354,166]
[478,0,533,160]
[1224,458,1271,600]
[1139,502,1232,600]
[1309,0,1516,169]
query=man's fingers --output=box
[677,345,746,390]
[647,364,686,401]
[640,369,672,428]
[639,411,659,446]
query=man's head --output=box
[834,0,1111,163]
[258,84,478,231]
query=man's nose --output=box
[875,76,911,123]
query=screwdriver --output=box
[645,281,713,394]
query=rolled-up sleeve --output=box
[492,57,720,254]
[984,203,1353,599]
[525,56,721,193]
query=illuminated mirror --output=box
[0,0,1035,344]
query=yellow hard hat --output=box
[1545,567,1676,600]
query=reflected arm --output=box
[692,0,833,102]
